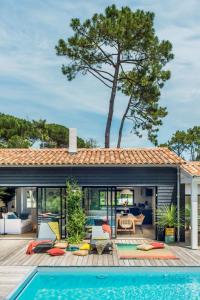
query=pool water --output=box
[11,267,200,300]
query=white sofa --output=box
[0,215,33,234]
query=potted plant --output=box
[155,204,184,243]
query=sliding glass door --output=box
[83,187,116,238]
[37,188,66,237]
[37,186,117,239]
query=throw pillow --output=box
[72,250,88,256]
[150,242,165,249]
[80,243,90,250]
[47,248,65,256]
[136,244,154,251]
[54,242,68,249]
[7,213,18,219]
[67,246,79,252]
[102,224,111,235]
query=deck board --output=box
[1,239,200,267]
[0,266,34,300]
[0,238,200,299]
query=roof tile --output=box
[182,161,200,176]
[0,147,183,167]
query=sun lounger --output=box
[90,226,113,254]
[91,226,110,240]
[28,222,57,253]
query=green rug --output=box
[116,243,178,260]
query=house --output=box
[0,129,195,247]
[181,161,200,249]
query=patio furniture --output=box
[134,214,145,234]
[90,226,113,254]
[129,207,152,225]
[116,214,136,236]
[91,239,112,255]
[32,222,57,253]
[91,225,110,240]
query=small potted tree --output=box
[156,204,184,243]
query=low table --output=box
[90,239,113,255]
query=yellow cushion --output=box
[73,250,88,256]
[48,222,61,240]
[80,243,90,250]
[136,244,154,251]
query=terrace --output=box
[1,237,200,299]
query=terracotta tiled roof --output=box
[0,147,183,167]
[181,161,200,176]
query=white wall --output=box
[185,183,200,195]
[133,187,154,207]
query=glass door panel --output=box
[37,188,65,237]
[107,187,116,238]
[60,188,67,238]
[83,187,116,238]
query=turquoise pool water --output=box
[11,267,200,300]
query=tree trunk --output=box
[104,55,120,148]
[117,97,132,148]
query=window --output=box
[116,190,134,206]
[99,190,106,206]
[26,189,36,208]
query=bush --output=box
[66,181,86,244]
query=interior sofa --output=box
[0,212,33,234]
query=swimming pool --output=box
[8,267,200,300]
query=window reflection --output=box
[38,188,61,223]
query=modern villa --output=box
[0,129,199,250]
[0,129,200,299]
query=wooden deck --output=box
[1,238,200,267]
[0,266,34,300]
[0,238,200,299]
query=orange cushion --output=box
[47,248,65,256]
[102,224,111,234]
[150,242,165,249]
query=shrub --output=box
[66,181,86,244]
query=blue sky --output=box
[0,0,200,147]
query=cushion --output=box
[48,222,61,240]
[2,212,18,219]
[72,250,88,256]
[67,246,79,252]
[150,242,165,249]
[80,243,90,250]
[7,213,18,219]
[54,242,68,249]
[102,224,111,235]
[136,244,154,251]
[19,213,29,220]
[47,248,65,256]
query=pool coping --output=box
[6,266,200,299]
[6,267,37,300]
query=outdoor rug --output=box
[116,243,178,260]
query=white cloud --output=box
[0,0,200,146]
